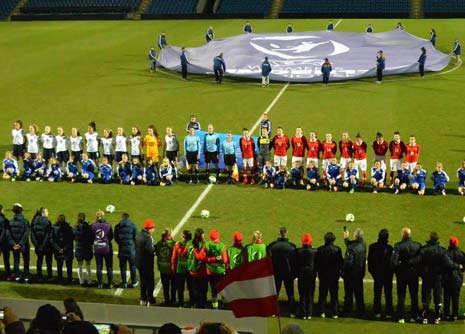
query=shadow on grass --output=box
[7,284,134,305]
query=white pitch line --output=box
[249,82,290,135]
[334,19,342,29]
[154,81,290,298]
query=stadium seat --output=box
[279,0,410,18]
[0,0,20,20]
[423,0,465,18]
[20,0,141,14]
[144,0,198,15]
[216,0,273,17]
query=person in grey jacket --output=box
[136,219,156,306]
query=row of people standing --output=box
[0,203,141,289]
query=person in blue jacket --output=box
[6,203,30,283]
[243,21,253,34]
[430,29,437,46]
[418,47,427,77]
[206,26,214,43]
[31,207,53,282]
[321,58,332,86]
[115,213,138,289]
[158,32,167,50]
[366,24,373,33]
[149,47,157,73]
[376,50,385,83]
[213,52,226,84]
[261,57,272,87]
[286,24,293,33]
[180,47,190,80]
[327,20,334,31]
[452,39,461,64]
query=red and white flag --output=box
[217,258,279,318]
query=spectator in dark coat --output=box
[74,212,93,286]
[27,303,62,334]
[368,228,394,318]
[443,237,465,321]
[418,232,461,324]
[0,204,12,280]
[267,227,297,317]
[390,227,421,323]
[6,203,30,283]
[30,207,53,282]
[51,214,74,284]
[342,228,366,316]
[136,219,156,306]
[115,213,138,288]
[295,233,317,319]
[316,232,343,318]
[91,210,113,289]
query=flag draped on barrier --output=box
[217,258,279,318]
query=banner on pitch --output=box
[158,30,451,83]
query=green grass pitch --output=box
[1,18,465,334]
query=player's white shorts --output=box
[291,156,304,166]
[243,158,254,168]
[322,158,332,171]
[340,157,352,169]
[274,155,287,167]
[354,158,367,172]
[306,158,319,168]
[374,155,386,170]
[390,159,402,172]
[407,162,417,173]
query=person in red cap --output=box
[135,219,156,306]
[223,231,244,271]
[444,236,465,321]
[204,229,226,309]
[295,233,317,319]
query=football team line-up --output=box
[1,203,465,325]
[5,117,465,196]
[149,21,462,84]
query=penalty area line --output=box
[334,19,342,29]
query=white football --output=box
[200,209,210,218]
[463,216,465,223]
[345,213,355,222]
[106,204,115,213]
[209,175,217,184]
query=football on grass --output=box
[106,205,116,213]
[345,213,355,222]
[201,210,210,218]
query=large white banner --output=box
[158,30,451,82]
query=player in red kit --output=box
[239,128,255,184]
[405,135,420,173]
[389,131,406,186]
[352,133,368,186]
[339,132,353,169]
[372,132,388,182]
[291,127,307,168]
[306,131,322,169]
[322,133,337,182]
[272,127,290,167]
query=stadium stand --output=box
[424,0,465,18]
[12,0,140,20]
[216,0,273,18]
[279,0,410,18]
[0,0,20,20]
[141,0,199,19]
